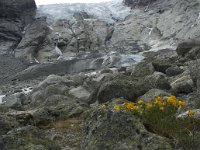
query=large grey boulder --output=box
[82,101,173,150]
[166,65,184,77]
[69,86,91,102]
[188,59,200,85]
[97,78,142,103]
[152,59,172,74]
[132,61,155,77]
[185,46,200,60]
[139,89,170,103]
[144,72,171,90]
[170,74,194,94]
[176,39,200,57]
[2,93,25,110]
[96,72,170,103]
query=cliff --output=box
[0,0,36,19]
[0,0,36,55]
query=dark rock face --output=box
[14,18,56,63]
[0,0,36,54]
[123,0,157,8]
[0,0,36,19]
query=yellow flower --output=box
[178,101,186,107]
[114,105,120,111]
[161,101,167,107]
[133,105,139,112]
[146,103,153,109]
[126,102,135,110]
[167,95,177,106]
[188,110,195,117]
[153,99,162,105]
[156,96,163,102]
[137,100,143,105]
[159,107,164,111]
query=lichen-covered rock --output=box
[144,72,171,90]
[96,72,170,103]
[96,77,148,103]
[166,65,184,77]
[132,61,155,77]
[152,59,172,74]
[2,125,61,150]
[170,75,194,94]
[81,102,173,150]
[139,89,170,103]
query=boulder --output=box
[170,75,194,94]
[166,65,184,77]
[132,61,155,77]
[82,101,173,150]
[2,93,24,110]
[139,89,170,103]
[152,59,172,74]
[176,39,200,57]
[185,46,200,60]
[188,59,200,85]
[97,79,139,103]
[144,72,171,90]
[96,72,170,103]
[69,86,91,102]
[36,74,71,90]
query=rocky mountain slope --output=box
[1,0,200,149]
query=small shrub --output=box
[113,96,200,149]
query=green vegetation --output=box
[113,96,200,149]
